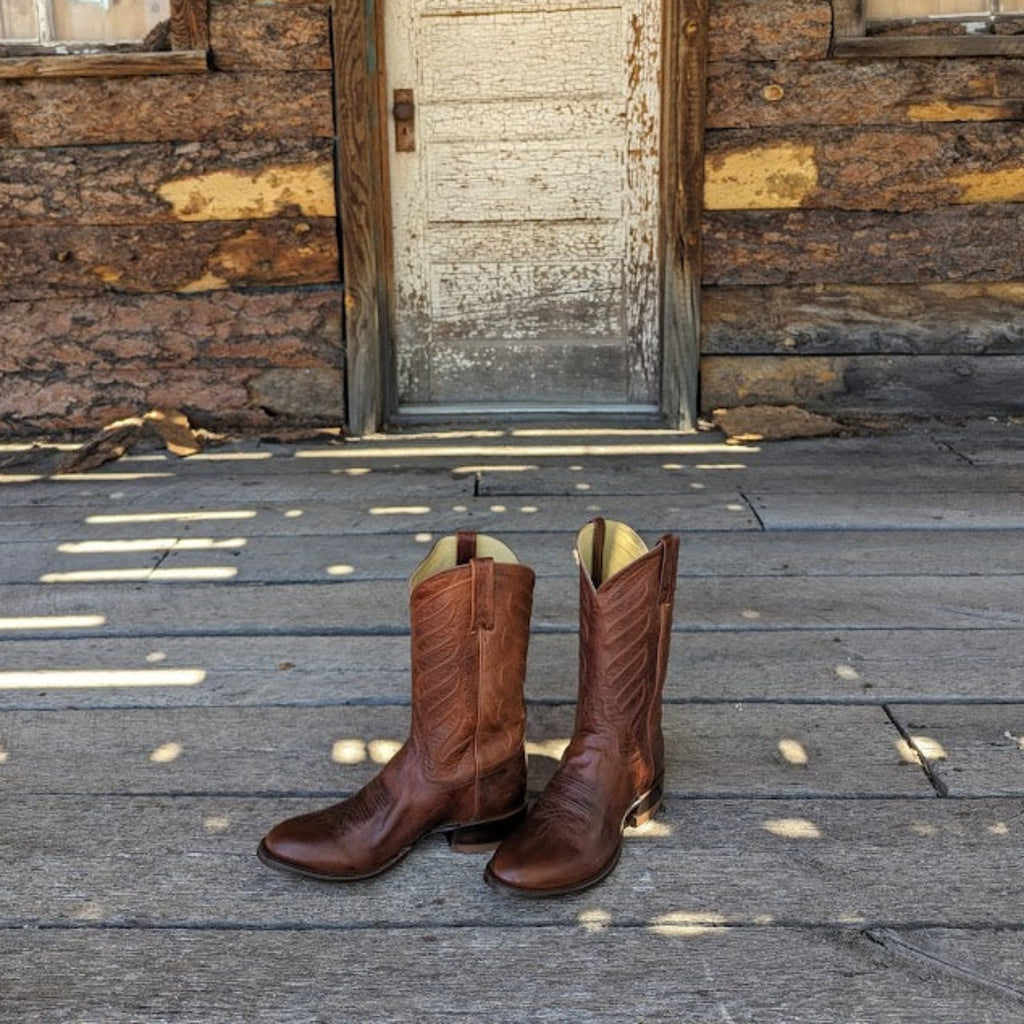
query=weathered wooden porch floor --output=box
[2,420,1024,1022]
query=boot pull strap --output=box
[658,534,680,605]
[456,531,477,566]
[590,517,606,587]
[470,557,495,632]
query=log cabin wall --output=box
[0,0,343,436]
[700,0,1024,418]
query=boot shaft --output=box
[409,531,534,785]
[575,518,679,774]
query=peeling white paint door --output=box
[385,0,663,413]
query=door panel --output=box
[386,0,662,412]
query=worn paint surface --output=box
[386,0,662,407]
[704,143,818,210]
[157,163,336,222]
[948,166,1024,204]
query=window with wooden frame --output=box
[834,0,1024,56]
[0,0,208,76]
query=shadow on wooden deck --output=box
[1,420,1023,1022]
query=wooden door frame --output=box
[332,0,708,435]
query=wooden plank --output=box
[701,355,1024,418]
[1,627,1019,710]
[0,493,761,534]
[660,0,707,428]
[5,529,1024,587]
[703,207,1024,287]
[0,51,208,79]
[703,282,1024,356]
[834,35,1024,58]
[0,71,333,148]
[705,124,1024,213]
[1,574,1023,642]
[333,0,389,433]
[0,704,929,799]
[4,925,1018,1022]
[2,796,1023,927]
[0,140,335,227]
[748,491,1024,529]
[209,1,330,71]
[709,0,832,62]
[707,58,1024,130]
[888,704,1024,796]
[0,220,338,300]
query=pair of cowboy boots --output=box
[257,517,679,897]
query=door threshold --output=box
[393,403,664,427]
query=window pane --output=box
[0,0,40,40]
[51,0,170,42]
[866,0,992,15]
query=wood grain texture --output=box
[0,703,928,798]
[710,0,832,62]
[0,139,334,227]
[1,573,1022,643]
[0,50,208,79]
[704,123,1024,213]
[2,796,1023,928]
[209,0,330,71]
[333,0,388,433]
[4,926,1020,1022]
[707,58,1024,130]
[6,527,1024,586]
[703,207,1024,286]
[0,627,1020,710]
[0,71,333,148]
[701,354,1024,417]
[703,283,1024,356]
[0,219,338,299]
[888,704,1024,796]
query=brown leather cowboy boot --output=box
[485,517,678,897]
[258,531,534,880]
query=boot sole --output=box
[256,805,526,883]
[483,780,664,899]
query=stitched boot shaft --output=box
[258,532,534,881]
[485,518,678,897]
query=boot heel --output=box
[446,807,526,853]
[626,780,664,829]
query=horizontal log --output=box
[0,219,338,300]
[0,289,343,432]
[0,71,333,148]
[0,368,342,435]
[834,35,1024,59]
[704,123,1024,212]
[702,283,1024,355]
[703,206,1024,286]
[209,0,331,71]
[701,354,1024,417]
[0,290,342,373]
[0,139,335,227]
[709,0,832,62]
[707,59,1024,130]
[0,50,208,79]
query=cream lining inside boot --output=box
[576,519,649,586]
[409,534,521,590]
